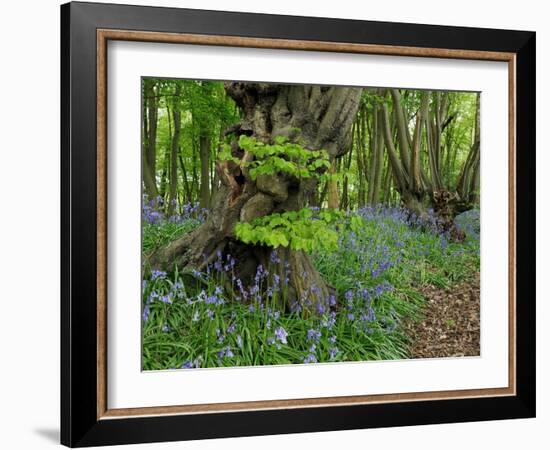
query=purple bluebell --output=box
[270,250,281,264]
[316,302,326,315]
[274,326,288,344]
[142,304,150,322]
[307,329,322,342]
[218,346,234,359]
[151,270,167,280]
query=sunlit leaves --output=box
[234,135,330,181]
[235,208,342,252]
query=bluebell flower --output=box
[316,302,326,315]
[181,360,194,369]
[322,311,336,329]
[236,334,243,348]
[218,346,234,359]
[365,307,376,322]
[205,295,217,305]
[274,326,288,344]
[329,347,339,360]
[142,304,150,322]
[270,250,281,264]
[151,270,167,280]
[307,329,322,342]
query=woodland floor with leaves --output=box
[405,272,480,358]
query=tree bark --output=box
[327,160,340,209]
[167,85,182,216]
[150,83,362,311]
[199,131,211,209]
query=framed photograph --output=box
[61,1,536,447]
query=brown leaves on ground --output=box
[405,272,480,358]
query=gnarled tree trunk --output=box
[149,82,362,311]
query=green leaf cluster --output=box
[235,208,342,253]
[219,135,331,181]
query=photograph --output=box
[140,79,481,370]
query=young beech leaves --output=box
[219,135,331,182]
[235,208,342,253]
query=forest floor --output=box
[405,272,480,358]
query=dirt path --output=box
[405,273,480,358]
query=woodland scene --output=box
[141,78,481,370]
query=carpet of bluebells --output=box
[141,196,480,370]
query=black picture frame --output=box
[61,1,536,447]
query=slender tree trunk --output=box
[390,89,412,174]
[372,109,385,204]
[190,117,199,203]
[167,85,182,216]
[341,143,353,210]
[457,93,481,205]
[382,157,392,204]
[367,106,384,204]
[199,131,211,209]
[410,91,429,195]
[327,160,340,209]
[178,154,192,203]
[355,107,370,208]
